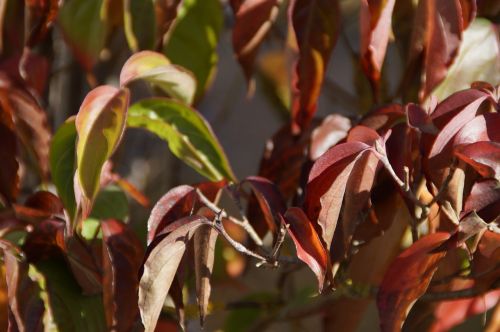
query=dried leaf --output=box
[289,0,340,133]
[282,208,329,291]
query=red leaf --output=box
[282,208,329,290]
[289,0,340,133]
[310,114,351,160]
[458,0,477,29]
[232,0,281,81]
[410,0,464,100]
[102,219,144,332]
[430,89,487,127]
[305,141,371,248]
[455,141,500,180]
[24,0,59,47]
[361,103,405,133]
[377,232,451,332]
[462,179,500,222]
[430,289,500,332]
[0,101,18,205]
[359,0,396,93]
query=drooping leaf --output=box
[232,0,281,81]
[33,258,107,332]
[123,0,156,52]
[154,0,182,50]
[289,0,340,133]
[408,0,464,100]
[194,223,217,326]
[282,208,329,291]
[57,0,107,70]
[139,215,212,332]
[305,141,371,248]
[75,86,129,218]
[127,98,235,182]
[50,119,77,219]
[120,51,196,105]
[455,141,500,180]
[377,232,451,332]
[101,219,144,332]
[431,19,500,101]
[359,0,396,93]
[163,0,223,99]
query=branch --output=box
[196,188,264,246]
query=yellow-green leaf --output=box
[127,98,235,182]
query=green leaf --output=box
[90,185,129,221]
[127,98,235,182]
[163,0,223,100]
[120,51,196,105]
[76,86,129,217]
[58,0,107,70]
[50,120,77,219]
[123,0,156,52]
[32,259,107,332]
[431,19,500,101]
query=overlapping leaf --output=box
[127,98,235,182]
[359,0,396,93]
[232,0,282,81]
[282,208,329,290]
[289,0,340,132]
[154,0,182,50]
[75,86,129,218]
[163,0,223,99]
[123,0,156,52]
[120,51,196,105]
[377,232,451,332]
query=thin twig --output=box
[271,222,287,259]
[428,160,458,207]
[196,189,264,246]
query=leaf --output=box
[33,258,107,332]
[3,88,52,181]
[24,0,59,47]
[147,185,196,244]
[453,112,500,146]
[232,0,281,81]
[194,224,217,326]
[58,0,107,70]
[13,191,64,221]
[50,120,77,218]
[89,185,129,221]
[431,19,500,101]
[127,98,235,182]
[3,247,45,332]
[429,289,500,332]
[224,292,276,332]
[462,179,500,222]
[120,51,196,105]
[456,211,489,244]
[123,0,156,52]
[455,141,500,180]
[101,219,144,332]
[154,0,182,50]
[359,0,396,93]
[163,0,223,99]
[139,215,212,332]
[409,0,464,100]
[0,100,18,205]
[377,232,451,332]
[309,114,351,160]
[305,141,371,249]
[75,86,129,217]
[282,208,329,291]
[289,0,340,133]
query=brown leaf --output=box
[24,0,59,47]
[232,0,281,82]
[139,215,212,332]
[289,0,340,133]
[194,224,217,326]
[0,101,18,205]
[359,0,396,94]
[154,0,182,50]
[282,207,329,290]
[102,219,144,332]
[377,232,451,332]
